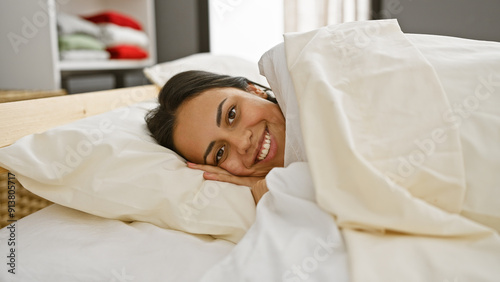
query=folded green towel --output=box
[58,34,105,51]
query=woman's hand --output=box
[187,162,269,204]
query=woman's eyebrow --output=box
[203,141,215,164]
[204,98,227,164]
[216,98,227,127]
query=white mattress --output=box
[0,204,234,281]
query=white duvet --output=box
[202,162,349,282]
[203,19,500,282]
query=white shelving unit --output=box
[0,0,156,91]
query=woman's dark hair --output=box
[145,70,275,155]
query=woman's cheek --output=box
[222,160,247,177]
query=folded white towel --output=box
[59,50,110,61]
[99,23,149,48]
[57,12,101,38]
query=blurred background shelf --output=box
[59,59,154,72]
[0,0,156,93]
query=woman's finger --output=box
[204,171,262,187]
[201,169,268,204]
[187,162,232,175]
[187,162,265,194]
[205,172,268,204]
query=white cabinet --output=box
[0,0,156,91]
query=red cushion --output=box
[106,45,148,59]
[84,11,142,31]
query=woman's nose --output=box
[230,129,252,154]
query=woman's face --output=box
[173,85,285,177]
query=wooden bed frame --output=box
[0,84,159,174]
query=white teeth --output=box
[258,131,271,161]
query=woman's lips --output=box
[254,128,267,164]
[254,127,277,164]
[257,131,271,161]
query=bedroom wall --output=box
[379,0,500,42]
[68,0,205,94]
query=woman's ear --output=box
[246,83,268,99]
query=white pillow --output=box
[0,204,234,281]
[144,53,269,87]
[0,100,256,243]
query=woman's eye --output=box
[228,107,236,125]
[216,145,225,164]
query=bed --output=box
[1,19,500,281]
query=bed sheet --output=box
[0,204,234,281]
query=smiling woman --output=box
[145,70,286,203]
